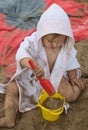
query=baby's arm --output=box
[67,69,77,80]
[20,58,32,68]
[20,58,44,77]
[67,69,84,90]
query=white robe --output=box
[0,4,80,112]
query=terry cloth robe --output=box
[0,4,80,112]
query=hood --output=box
[37,4,75,46]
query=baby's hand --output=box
[34,64,44,77]
[31,61,44,78]
[29,59,44,78]
[70,78,84,91]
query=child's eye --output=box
[47,40,53,43]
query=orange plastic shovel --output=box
[28,59,55,96]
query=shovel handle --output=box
[28,59,36,70]
[28,59,42,79]
[28,59,55,96]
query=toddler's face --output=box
[42,33,67,48]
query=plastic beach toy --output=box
[28,59,55,96]
[37,90,66,121]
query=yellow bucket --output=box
[37,91,66,121]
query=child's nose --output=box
[51,42,57,47]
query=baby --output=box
[0,4,85,128]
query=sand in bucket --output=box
[43,97,64,110]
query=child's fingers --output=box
[34,67,44,77]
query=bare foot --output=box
[0,117,15,128]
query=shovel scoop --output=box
[28,59,55,96]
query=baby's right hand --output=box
[29,60,44,78]
[33,62,44,77]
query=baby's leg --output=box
[58,77,84,102]
[0,81,19,128]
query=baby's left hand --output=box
[70,78,84,91]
